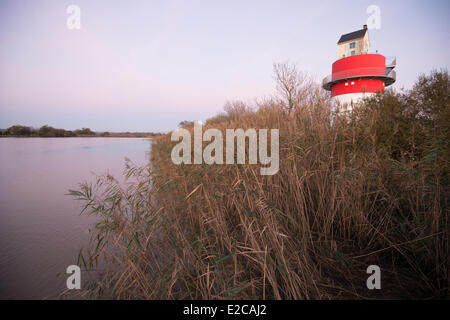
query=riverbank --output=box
[69,70,448,299]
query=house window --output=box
[351,50,356,56]
[349,42,357,49]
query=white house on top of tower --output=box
[337,25,370,59]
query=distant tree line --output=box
[0,125,162,138]
[1,125,95,137]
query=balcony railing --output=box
[385,56,396,69]
[322,75,333,88]
[323,64,397,90]
[386,69,396,84]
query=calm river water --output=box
[0,138,151,299]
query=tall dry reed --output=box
[67,70,448,299]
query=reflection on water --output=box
[0,138,150,299]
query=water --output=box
[0,137,151,299]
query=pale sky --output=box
[0,0,449,132]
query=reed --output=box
[66,69,449,299]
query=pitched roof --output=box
[337,29,367,44]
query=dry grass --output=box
[66,71,449,300]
